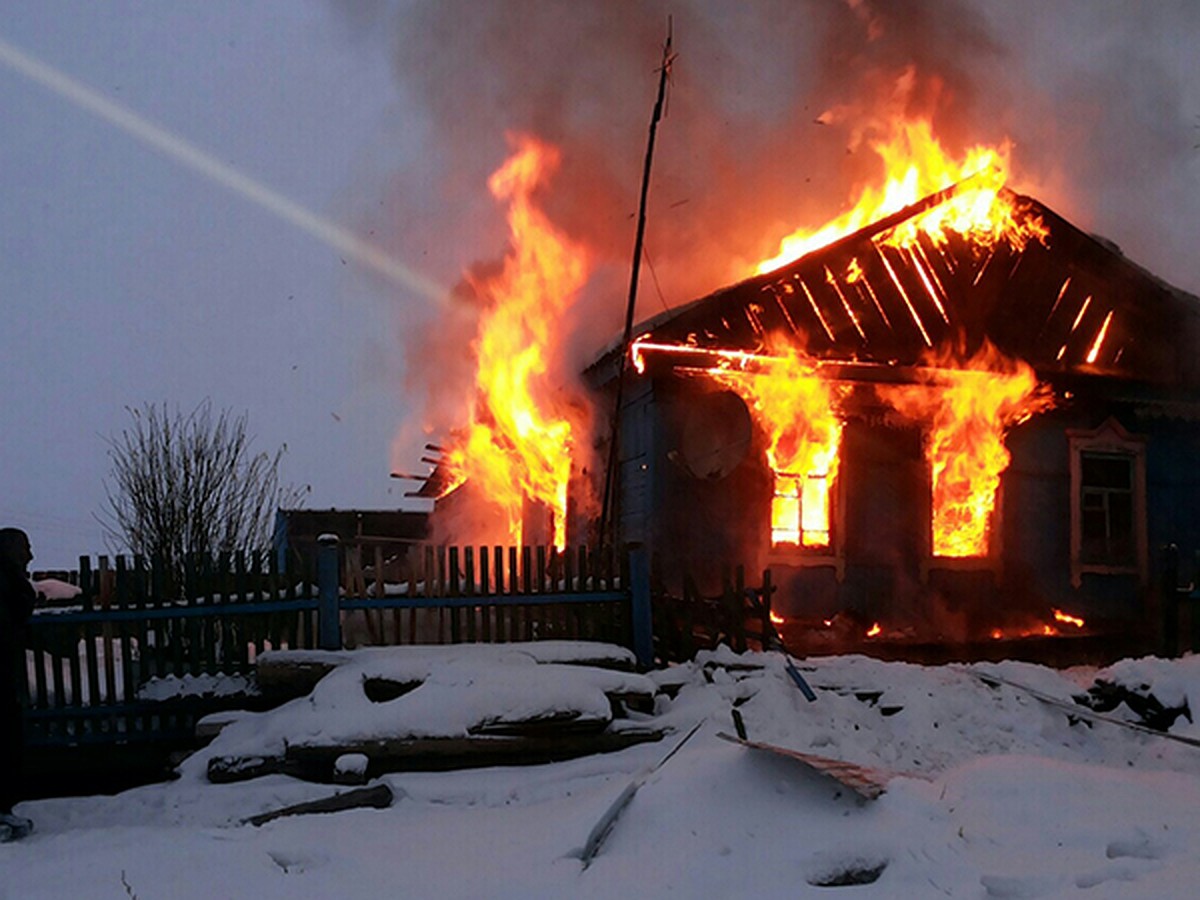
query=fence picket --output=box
[115,557,136,734]
[27,542,643,751]
[478,547,492,642]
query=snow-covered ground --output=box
[5,643,1200,899]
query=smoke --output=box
[326,0,1200,467]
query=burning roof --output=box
[605,186,1200,390]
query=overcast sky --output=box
[2,2,1198,568]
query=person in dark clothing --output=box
[0,527,37,840]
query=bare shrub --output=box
[100,402,304,586]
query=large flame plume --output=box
[879,344,1053,557]
[755,116,1047,274]
[442,135,590,548]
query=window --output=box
[772,469,832,549]
[1068,419,1146,586]
[1079,452,1135,565]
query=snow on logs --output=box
[206,642,662,784]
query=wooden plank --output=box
[67,618,84,712]
[31,638,48,710]
[548,547,563,639]
[116,557,137,727]
[448,547,461,643]
[132,557,151,687]
[148,555,167,681]
[511,547,520,643]
[281,728,667,783]
[234,553,253,671]
[50,622,66,712]
[464,547,477,642]
[243,784,395,826]
[521,547,533,640]
[479,547,492,643]
[83,560,103,711]
[490,547,504,639]
[716,732,892,800]
[203,555,221,673]
[177,554,194,677]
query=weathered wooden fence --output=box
[23,541,652,750]
[650,565,777,663]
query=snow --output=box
[5,643,1200,898]
[32,578,82,603]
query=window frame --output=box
[1068,418,1147,587]
[765,465,845,577]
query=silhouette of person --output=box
[0,528,37,840]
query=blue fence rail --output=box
[23,541,652,749]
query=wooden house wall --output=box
[624,373,1200,639]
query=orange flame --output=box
[445,135,589,548]
[1053,608,1085,629]
[866,622,882,638]
[880,344,1053,558]
[769,610,786,626]
[754,117,1046,274]
[704,337,843,549]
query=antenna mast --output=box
[598,20,674,554]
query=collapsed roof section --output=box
[600,188,1200,390]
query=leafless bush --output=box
[100,402,304,584]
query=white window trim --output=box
[1068,417,1148,588]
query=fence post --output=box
[628,545,654,669]
[317,534,342,651]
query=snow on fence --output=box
[23,541,651,749]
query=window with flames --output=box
[771,469,834,550]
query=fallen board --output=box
[243,783,395,827]
[716,732,893,800]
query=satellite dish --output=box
[677,390,752,480]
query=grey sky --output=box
[2,2,1198,567]
[2,3,430,566]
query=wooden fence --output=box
[23,541,650,750]
[651,566,778,663]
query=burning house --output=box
[404,111,1200,658]
[588,177,1200,651]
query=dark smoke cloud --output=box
[328,0,1200,453]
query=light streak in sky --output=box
[0,35,444,300]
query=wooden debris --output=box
[974,671,1200,749]
[1076,679,1192,732]
[282,728,668,783]
[717,732,894,800]
[578,719,705,870]
[256,654,345,701]
[243,783,394,827]
[208,754,285,785]
[195,710,246,743]
[256,646,645,705]
[468,710,611,737]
